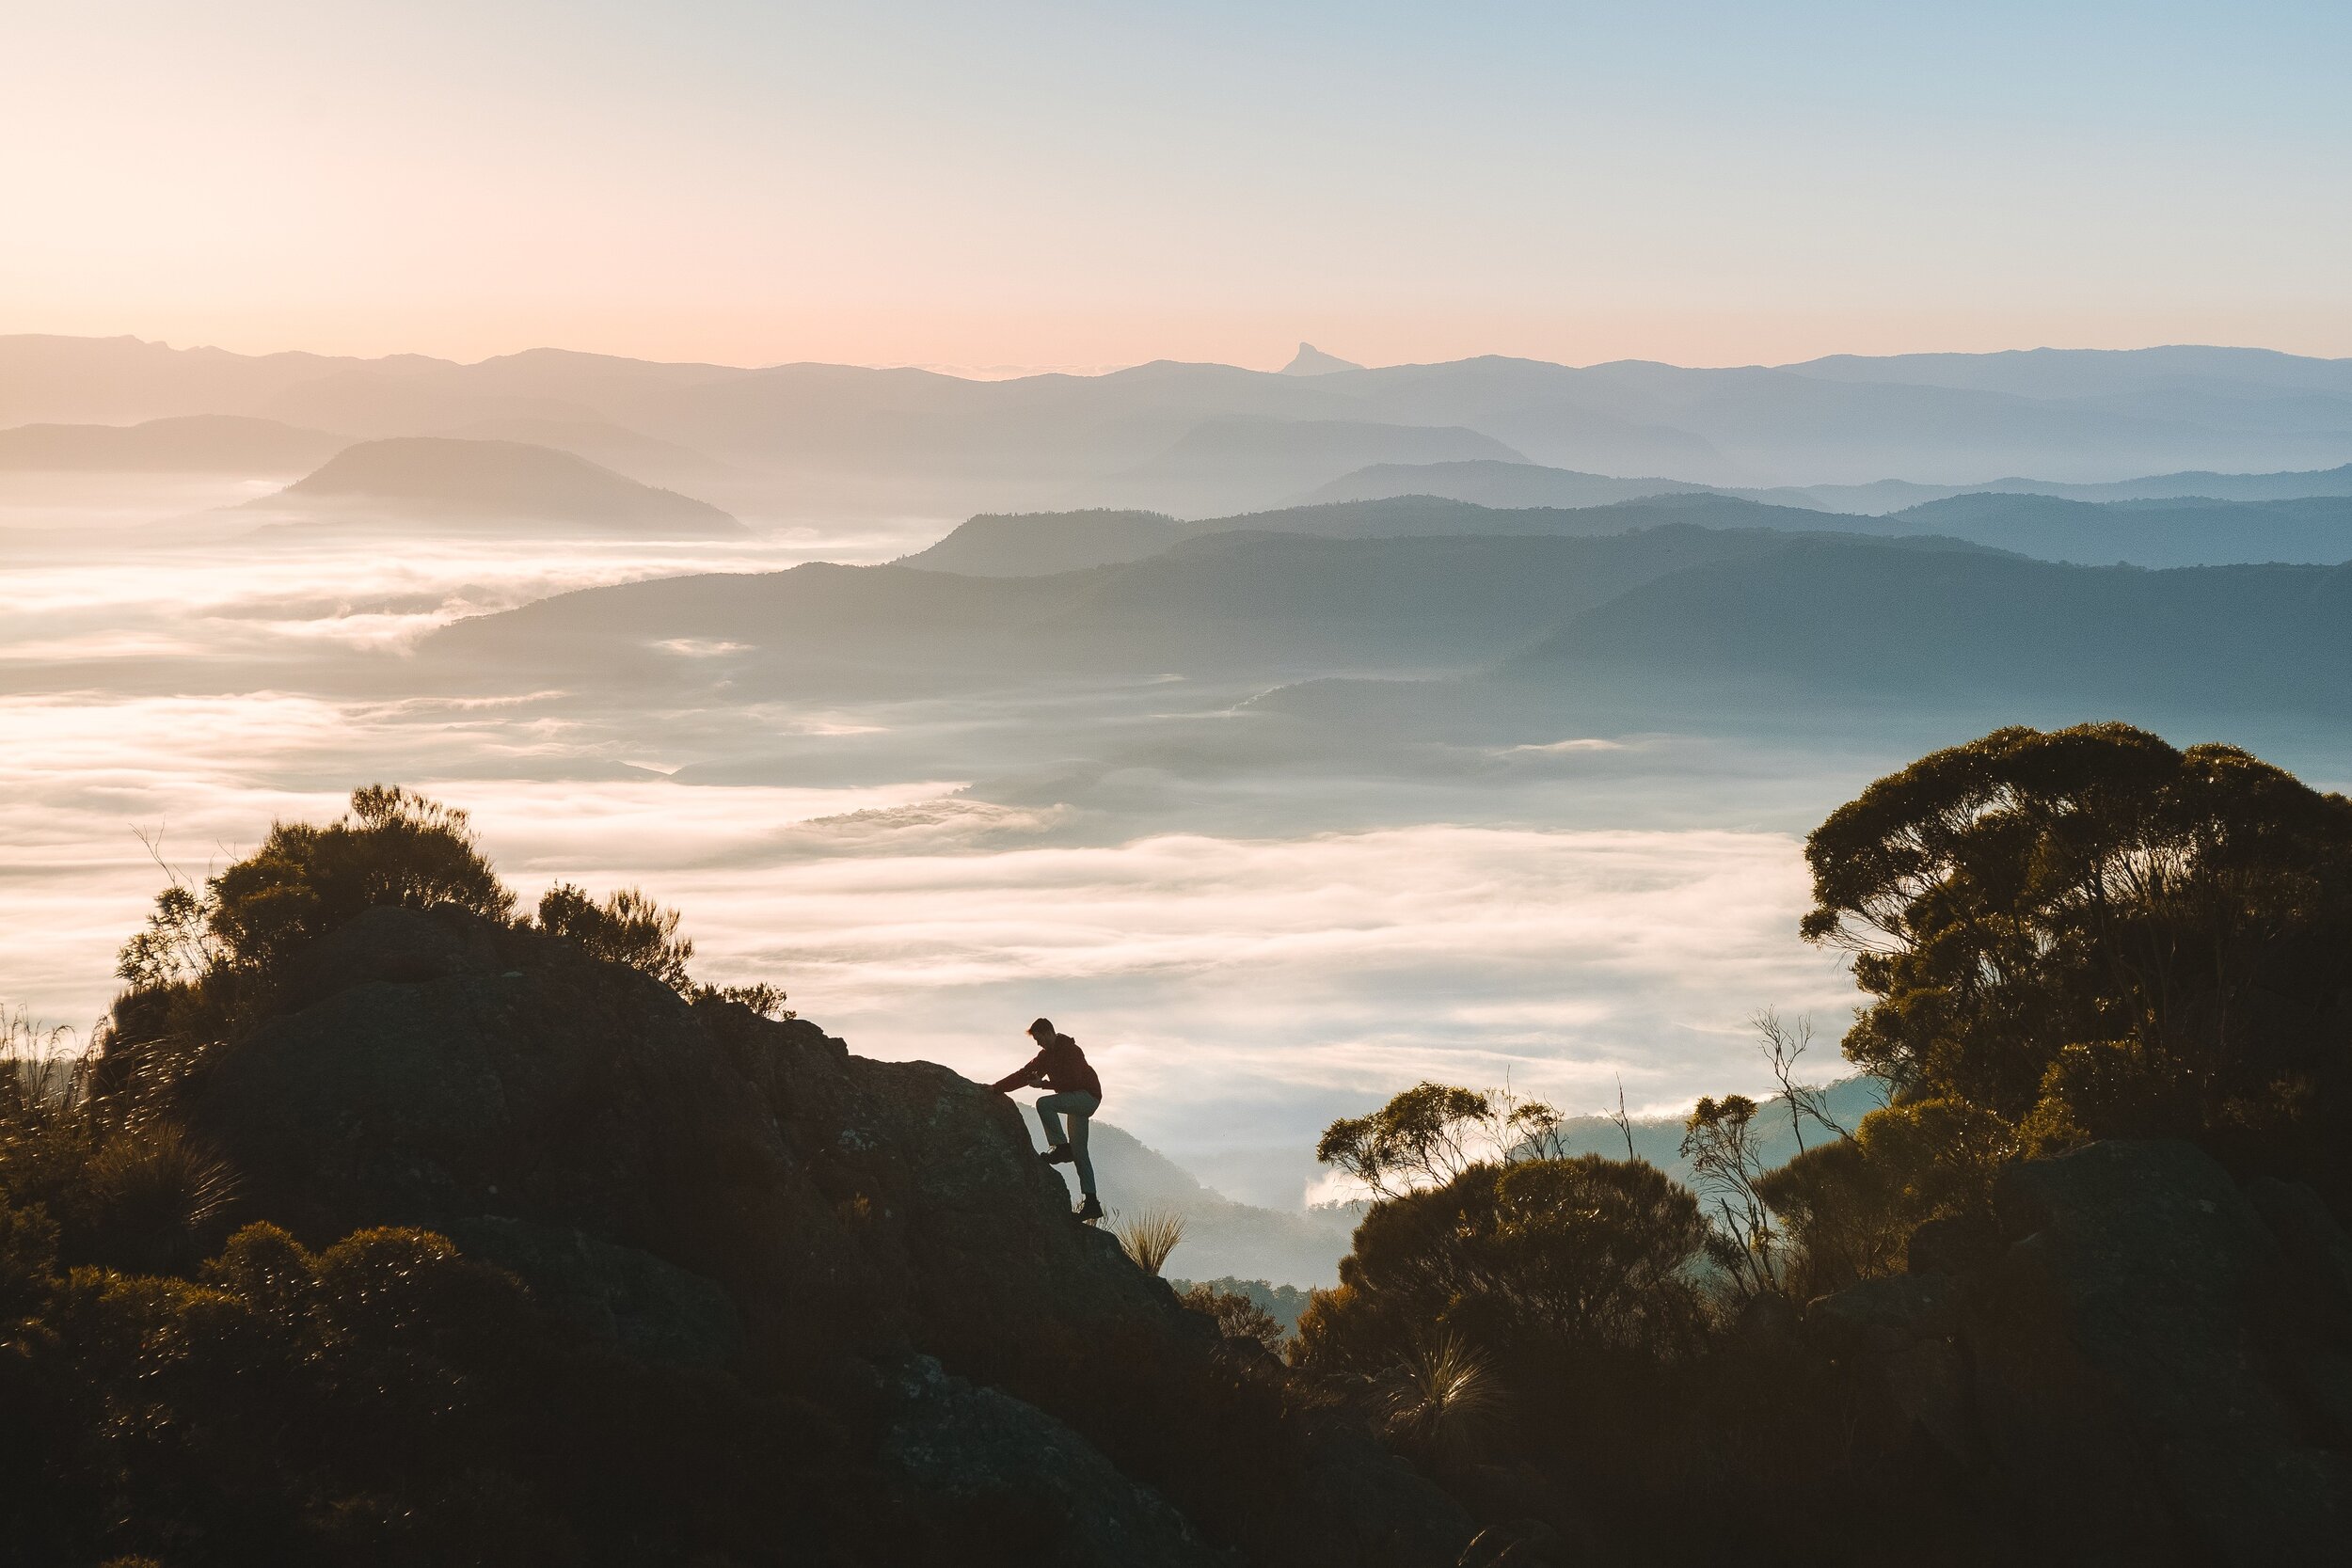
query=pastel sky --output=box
[7,1,2349,369]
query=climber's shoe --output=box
[1040,1146,1075,1165]
[1074,1194,1104,1223]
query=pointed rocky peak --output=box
[1278,341,1364,376]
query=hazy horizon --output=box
[15,330,2352,382]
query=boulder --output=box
[447,1215,744,1368]
[1812,1139,2352,1566]
[881,1354,1231,1568]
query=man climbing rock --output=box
[992,1017,1104,1221]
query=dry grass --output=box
[1110,1207,1186,1275]
[3,1006,88,1113]
[1380,1334,1504,1465]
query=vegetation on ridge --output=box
[1285,721,2352,1560]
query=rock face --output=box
[185,903,1470,1566]
[1814,1139,2352,1566]
[882,1355,1230,1568]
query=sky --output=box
[7,1,2349,371]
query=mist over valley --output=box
[9,335,2352,1243]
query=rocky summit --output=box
[174,902,1470,1566]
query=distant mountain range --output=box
[245,436,747,537]
[1279,342,1363,377]
[0,414,344,472]
[1502,537,2352,722]
[898,494,1839,576]
[1059,1122,1354,1286]
[1083,415,1525,516]
[1865,493,2352,567]
[435,495,2352,730]
[432,521,1875,690]
[10,335,2348,515]
[902,488,2352,577]
[1300,455,2352,515]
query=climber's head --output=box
[1027,1017,1056,1043]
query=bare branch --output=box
[1608,1075,1638,1163]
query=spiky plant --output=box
[1110,1207,1185,1275]
[1379,1333,1503,1466]
[89,1120,239,1269]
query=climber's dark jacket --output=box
[991,1033,1103,1101]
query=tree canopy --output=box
[1801,722,2352,1184]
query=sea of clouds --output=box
[5,499,1864,1207]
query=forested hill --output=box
[1871,491,2352,567]
[1506,539,2352,720]
[905,488,2352,578]
[429,522,1915,688]
[897,493,1829,576]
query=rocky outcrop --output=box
[881,1355,1231,1568]
[1812,1139,2352,1566]
[181,903,1470,1566]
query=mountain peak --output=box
[1278,341,1362,376]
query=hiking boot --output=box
[1039,1146,1075,1166]
[1074,1194,1104,1222]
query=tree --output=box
[1314,1081,1569,1202]
[1751,1007,1850,1151]
[1801,723,2352,1182]
[1680,1095,1780,1300]
[1293,1154,1709,1377]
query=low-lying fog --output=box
[0,485,2154,1212]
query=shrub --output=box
[202,785,515,977]
[536,882,695,993]
[1756,1097,2013,1297]
[1179,1282,1286,1354]
[1295,1155,1709,1378]
[696,980,793,1019]
[20,1218,868,1564]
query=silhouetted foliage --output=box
[535,882,694,993]
[1168,1275,1311,1339]
[1180,1282,1286,1354]
[204,784,516,975]
[1681,1093,1787,1301]
[0,1210,869,1565]
[695,979,793,1019]
[1803,722,2352,1193]
[1295,1154,1709,1377]
[1756,1096,2013,1297]
[1315,1081,1569,1201]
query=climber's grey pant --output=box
[1036,1091,1099,1197]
